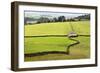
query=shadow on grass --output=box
[25,51,68,57]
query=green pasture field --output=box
[25,36,90,61]
[25,21,90,36]
[24,37,76,54]
[24,21,90,61]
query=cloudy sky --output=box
[24,11,89,19]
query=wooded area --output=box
[24,14,90,24]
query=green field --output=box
[24,37,76,54]
[24,21,90,61]
[25,21,90,36]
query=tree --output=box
[66,18,75,21]
[38,17,50,23]
[53,17,58,22]
[58,16,66,22]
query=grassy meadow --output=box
[24,21,90,61]
[25,21,90,36]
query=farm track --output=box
[25,35,89,57]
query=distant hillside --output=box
[74,14,90,20]
[24,17,38,24]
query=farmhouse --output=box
[26,20,38,24]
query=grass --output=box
[25,36,90,61]
[24,21,90,61]
[25,21,90,36]
[69,36,90,58]
[71,21,90,35]
[24,37,76,54]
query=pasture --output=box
[24,21,90,61]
